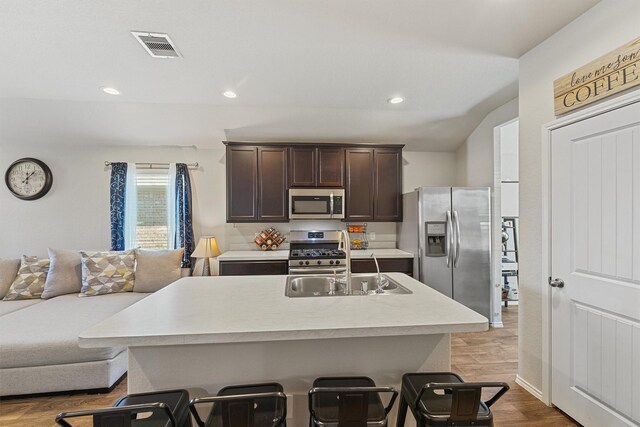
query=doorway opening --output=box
[493,118,519,327]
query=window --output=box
[135,170,169,250]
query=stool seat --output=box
[189,382,287,427]
[309,377,397,427]
[396,373,508,427]
[55,388,191,427]
[114,389,192,427]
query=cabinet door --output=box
[374,148,403,221]
[219,260,289,276]
[227,146,258,222]
[345,148,374,220]
[289,147,317,187]
[258,147,288,221]
[317,147,344,187]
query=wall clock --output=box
[4,158,53,200]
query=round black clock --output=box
[4,158,53,200]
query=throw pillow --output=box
[3,256,50,300]
[0,259,21,299]
[80,250,135,296]
[41,248,83,299]
[134,248,184,293]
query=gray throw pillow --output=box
[0,259,20,299]
[80,250,135,296]
[134,248,184,293]
[41,248,82,299]
[3,256,50,300]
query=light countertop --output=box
[217,249,414,261]
[350,249,414,259]
[79,273,487,348]
[217,250,290,261]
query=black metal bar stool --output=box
[395,372,509,427]
[189,382,287,427]
[308,376,398,427]
[55,388,191,427]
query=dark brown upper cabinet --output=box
[373,148,403,221]
[289,146,317,187]
[226,145,258,222]
[289,146,344,187]
[345,147,403,222]
[317,147,344,187]
[226,142,402,223]
[226,144,288,223]
[257,146,288,222]
[345,148,375,221]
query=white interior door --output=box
[551,101,640,426]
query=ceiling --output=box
[0,0,600,151]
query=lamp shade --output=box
[191,236,221,258]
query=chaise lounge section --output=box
[0,292,149,396]
[0,247,186,397]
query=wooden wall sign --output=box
[554,37,640,116]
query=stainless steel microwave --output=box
[289,188,345,220]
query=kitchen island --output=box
[80,273,487,425]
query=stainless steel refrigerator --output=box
[397,187,491,318]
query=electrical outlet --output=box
[369,232,376,241]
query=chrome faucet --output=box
[339,230,352,294]
[370,253,383,292]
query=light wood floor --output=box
[0,306,578,426]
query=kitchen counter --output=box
[81,273,484,347]
[217,248,413,261]
[217,250,290,261]
[350,249,414,259]
[80,274,485,424]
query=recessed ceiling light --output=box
[223,91,237,99]
[388,97,404,104]
[101,87,121,95]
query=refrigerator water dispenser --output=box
[425,222,447,256]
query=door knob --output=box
[548,277,565,288]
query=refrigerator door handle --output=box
[453,210,461,267]
[446,210,453,268]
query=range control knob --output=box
[298,261,304,266]
[305,261,310,265]
[329,260,334,265]
[335,260,340,265]
[317,260,322,265]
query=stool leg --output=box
[395,392,408,427]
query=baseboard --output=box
[490,321,504,328]
[515,375,544,402]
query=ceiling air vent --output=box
[131,31,181,58]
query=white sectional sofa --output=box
[0,247,186,397]
[0,292,149,396]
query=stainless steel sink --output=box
[285,274,412,298]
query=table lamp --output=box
[192,236,221,276]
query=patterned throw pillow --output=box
[80,250,135,296]
[3,256,50,300]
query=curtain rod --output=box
[104,161,199,170]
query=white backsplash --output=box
[224,221,397,251]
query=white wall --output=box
[455,98,519,187]
[518,0,640,394]
[0,144,227,258]
[500,120,519,217]
[0,145,454,258]
[403,151,457,192]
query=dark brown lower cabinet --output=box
[219,260,289,276]
[350,258,413,277]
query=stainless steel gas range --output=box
[288,230,347,275]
